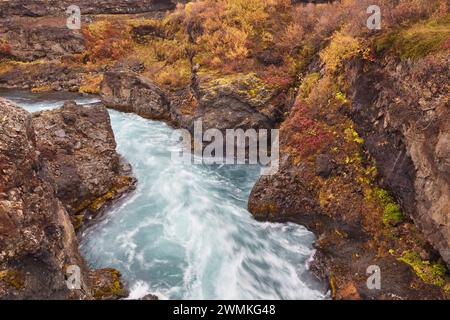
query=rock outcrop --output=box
[0,0,181,18]
[193,74,284,131]
[0,61,87,91]
[0,98,132,299]
[32,101,136,231]
[0,98,91,299]
[0,18,85,62]
[101,71,172,122]
[101,71,288,133]
[348,53,450,266]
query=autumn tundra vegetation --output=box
[0,0,449,300]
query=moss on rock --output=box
[90,268,129,300]
[0,269,25,290]
[398,251,449,291]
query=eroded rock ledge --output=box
[0,98,133,299]
[0,0,180,18]
[32,101,136,231]
[100,70,289,133]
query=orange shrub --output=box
[0,39,12,57]
[82,20,132,63]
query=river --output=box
[0,90,327,300]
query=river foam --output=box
[1,91,327,300]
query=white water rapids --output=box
[1,90,327,300]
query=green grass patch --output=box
[399,250,448,288]
[375,14,450,60]
[374,188,404,226]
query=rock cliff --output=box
[0,0,180,18]
[0,98,131,299]
[348,54,450,267]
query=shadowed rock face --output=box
[0,98,132,299]
[348,54,450,267]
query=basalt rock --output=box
[101,71,288,135]
[0,98,134,299]
[0,98,91,299]
[0,61,86,92]
[32,101,136,230]
[0,18,85,62]
[101,71,172,122]
[192,74,283,132]
[89,268,129,300]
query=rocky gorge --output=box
[0,97,133,299]
[0,0,449,300]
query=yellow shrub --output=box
[79,74,104,94]
[320,31,361,72]
[299,72,320,99]
[152,60,191,89]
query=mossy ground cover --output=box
[375,14,450,60]
[399,251,450,293]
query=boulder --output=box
[0,98,91,299]
[101,71,171,122]
[32,101,136,230]
[0,98,134,299]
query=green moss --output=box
[71,214,85,231]
[376,189,404,225]
[375,32,398,53]
[72,175,134,225]
[344,127,364,144]
[398,251,448,288]
[89,191,114,211]
[374,188,404,226]
[299,72,320,99]
[375,14,450,60]
[383,203,403,225]
[92,269,128,300]
[335,90,348,105]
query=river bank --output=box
[0,0,448,300]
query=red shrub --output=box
[281,101,333,158]
[0,40,12,56]
[81,20,132,62]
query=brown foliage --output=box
[81,20,132,63]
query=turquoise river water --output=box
[1,90,327,300]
